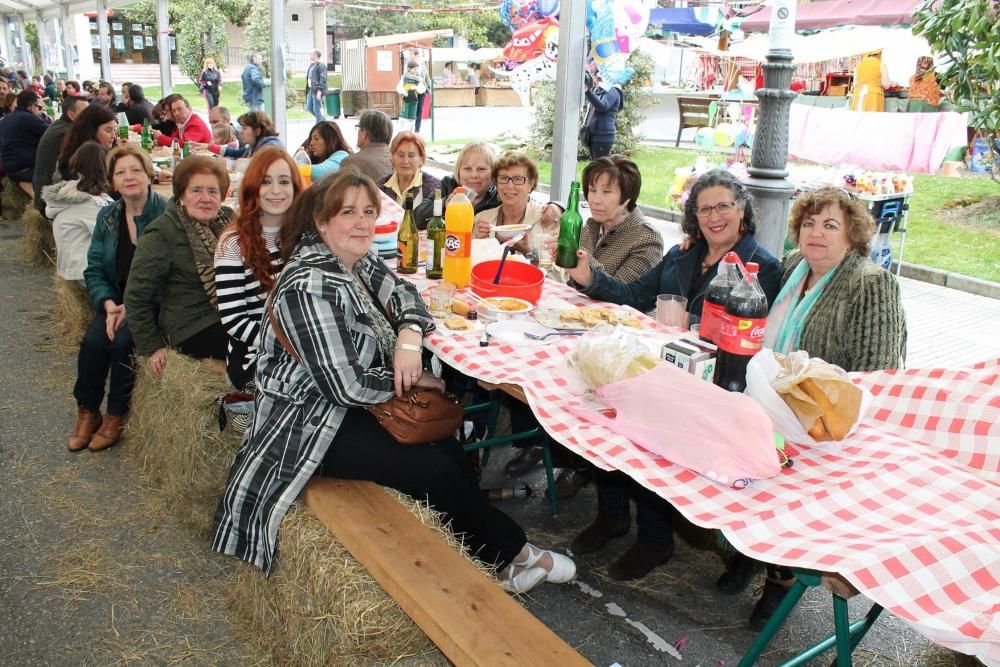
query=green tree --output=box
[529,50,655,159]
[175,5,229,84]
[25,21,40,73]
[330,4,510,46]
[120,0,251,28]
[913,0,1000,178]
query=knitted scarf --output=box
[177,205,232,308]
[764,259,838,355]
[344,258,397,363]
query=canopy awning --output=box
[0,0,134,21]
[431,47,504,63]
[740,0,921,33]
[648,7,721,37]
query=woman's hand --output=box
[541,203,563,229]
[188,142,209,151]
[149,348,168,378]
[151,129,162,140]
[565,249,593,287]
[473,218,492,240]
[157,168,173,184]
[103,301,126,341]
[393,329,424,396]
[678,236,695,252]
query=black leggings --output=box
[175,322,228,361]
[318,408,527,568]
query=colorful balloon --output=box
[714,123,735,148]
[500,0,542,31]
[537,0,560,17]
[587,0,634,85]
[612,0,650,54]
[503,17,559,62]
[695,127,716,148]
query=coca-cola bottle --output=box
[700,251,739,345]
[713,262,768,393]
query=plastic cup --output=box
[656,294,688,328]
[536,231,554,269]
[427,283,455,318]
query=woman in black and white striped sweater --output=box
[214,147,305,389]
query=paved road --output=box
[0,214,981,666]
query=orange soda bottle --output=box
[443,187,474,288]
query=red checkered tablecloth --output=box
[420,278,1000,665]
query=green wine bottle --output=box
[555,181,583,268]
[397,194,419,275]
[426,189,445,279]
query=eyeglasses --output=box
[497,175,527,185]
[695,201,738,217]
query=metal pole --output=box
[36,14,49,76]
[17,17,34,75]
[270,0,287,140]
[744,0,798,257]
[95,0,111,82]
[156,0,171,95]
[60,5,76,81]
[549,0,587,204]
[1,18,13,69]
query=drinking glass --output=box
[656,294,688,328]
[535,231,554,269]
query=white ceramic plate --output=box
[485,320,556,345]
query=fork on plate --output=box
[524,330,584,341]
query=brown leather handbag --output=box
[267,295,463,445]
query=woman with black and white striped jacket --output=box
[214,147,304,389]
[213,171,575,594]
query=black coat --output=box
[412,174,500,230]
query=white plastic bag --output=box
[746,350,870,446]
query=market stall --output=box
[340,29,451,118]
[430,47,515,107]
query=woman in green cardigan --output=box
[68,145,168,453]
[740,186,907,630]
[124,156,234,380]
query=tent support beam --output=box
[270,0,287,141]
[550,0,586,204]
[60,5,76,82]
[156,0,171,95]
[96,0,111,82]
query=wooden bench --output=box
[676,96,716,147]
[303,477,589,667]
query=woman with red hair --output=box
[214,147,304,389]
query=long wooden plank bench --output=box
[303,477,590,667]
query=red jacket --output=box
[156,112,212,146]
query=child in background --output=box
[396,60,425,133]
[212,123,239,152]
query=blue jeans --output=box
[74,311,136,416]
[596,469,674,546]
[247,102,264,113]
[306,92,324,123]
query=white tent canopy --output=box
[431,46,504,64]
[688,26,932,86]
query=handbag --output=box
[266,294,463,446]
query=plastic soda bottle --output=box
[293,149,312,188]
[713,262,768,393]
[555,181,583,268]
[700,251,739,344]
[443,187,474,288]
[397,194,419,275]
[426,189,446,279]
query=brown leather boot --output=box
[89,414,126,451]
[68,408,102,452]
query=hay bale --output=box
[49,277,94,352]
[127,350,240,536]
[226,493,496,665]
[1,177,30,222]
[17,206,56,267]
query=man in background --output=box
[305,49,328,124]
[339,109,393,183]
[241,53,264,113]
[0,91,52,196]
[33,95,85,212]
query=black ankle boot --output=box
[608,541,673,581]
[749,578,793,631]
[571,514,630,555]
[716,552,763,595]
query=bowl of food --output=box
[493,223,532,242]
[470,260,544,303]
[476,297,534,324]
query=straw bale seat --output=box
[301,477,589,666]
[49,276,94,351]
[2,177,31,222]
[127,350,238,536]
[16,205,55,267]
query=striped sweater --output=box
[214,227,284,378]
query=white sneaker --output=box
[515,543,577,584]
[500,564,547,594]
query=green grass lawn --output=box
[143,73,344,122]
[432,139,999,283]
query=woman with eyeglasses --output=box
[562,169,781,583]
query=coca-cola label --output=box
[700,301,726,343]
[718,316,766,355]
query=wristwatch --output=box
[398,323,423,337]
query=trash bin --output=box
[263,79,272,117]
[325,88,341,118]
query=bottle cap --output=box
[746,262,759,273]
